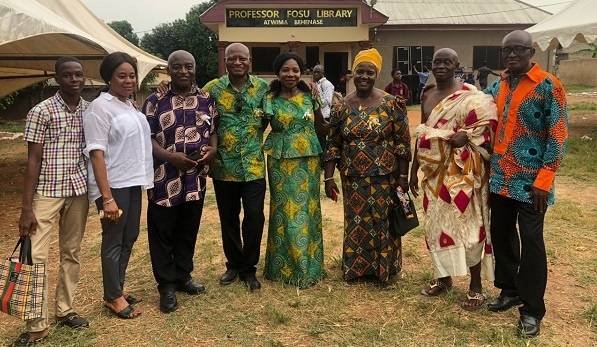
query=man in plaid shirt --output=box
[15,57,90,346]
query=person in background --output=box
[203,43,269,291]
[84,52,154,320]
[336,69,353,96]
[14,57,90,347]
[324,48,411,285]
[413,64,430,102]
[142,50,217,313]
[410,48,497,310]
[465,72,476,85]
[477,61,500,90]
[262,52,328,288]
[384,68,411,103]
[484,30,568,338]
[312,64,335,165]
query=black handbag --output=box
[390,191,419,236]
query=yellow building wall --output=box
[219,24,369,43]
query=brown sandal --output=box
[420,279,452,296]
[461,291,487,311]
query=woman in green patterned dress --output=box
[262,52,328,288]
[323,48,411,284]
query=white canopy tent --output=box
[0,0,166,97]
[526,0,597,51]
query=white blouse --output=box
[83,92,154,202]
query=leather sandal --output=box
[124,294,142,305]
[420,279,452,296]
[12,331,48,347]
[104,304,141,319]
[461,291,487,311]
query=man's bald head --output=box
[433,48,459,63]
[502,30,533,47]
[225,43,250,58]
[312,64,324,82]
[225,43,251,78]
[167,50,195,92]
[431,48,460,83]
[502,30,535,74]
[168,50,195,68]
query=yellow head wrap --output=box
[352,48,382,72]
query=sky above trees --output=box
[82,0,570,38]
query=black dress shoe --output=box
[219,269,238,285]
[517,315,541,337]
[56,312,89,329]
[177,279,206,295]
[487,295,522,312]
[241,273,261,291]
[159,288,178,313]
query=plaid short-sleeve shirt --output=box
[23,92,88,197]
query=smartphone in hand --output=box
[187,150,202,161]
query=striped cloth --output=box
[23,92,88,198]
[0,257,45,320]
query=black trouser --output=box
[490,193,547,320]
[96,186,142,301]
[147,200,204,292]
[213,179,266,276]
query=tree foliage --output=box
[107,20,140,46]
[140,1,218,86]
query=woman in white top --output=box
[83,52,153,319]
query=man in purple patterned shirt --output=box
[142,50,218,313]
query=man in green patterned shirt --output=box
[203,43,269,291]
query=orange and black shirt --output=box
[485,64,568,205]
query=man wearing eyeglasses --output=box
[203,43,269,291]
[484,30,568,337]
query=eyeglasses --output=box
[501,46,532,55]
[234,93,244,113]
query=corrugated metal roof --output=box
[373,0,551,25]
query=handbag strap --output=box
[10,237,23,259]
[11,236,33,265]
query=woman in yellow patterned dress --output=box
[262,52,327,288]
[323,48,411,284]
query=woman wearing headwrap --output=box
[323,48,411,284]
[262,52,328,288]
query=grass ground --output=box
[565,84,597,94]
[0,96,595,346]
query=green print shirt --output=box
[262,92,322,159]
[203,75,269,182]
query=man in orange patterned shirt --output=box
[484,30,568,338]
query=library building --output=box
[200,0,551,103]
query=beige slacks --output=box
[26,193,88,332]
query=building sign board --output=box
[226,8,358,27]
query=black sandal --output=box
[124,294,142,305]
[104,304,141,319]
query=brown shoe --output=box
[12,330,48,347]
[420,279,452,296]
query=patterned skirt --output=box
[341,174,402,283]
[263,155,325,288]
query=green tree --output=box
[575,43,597,58]
[108,20,140,46]
[140,0,218,86]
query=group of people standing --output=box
[13,29,566,346]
